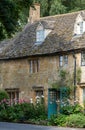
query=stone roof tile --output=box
[0,10,85,59]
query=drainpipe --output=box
[73,53,77,103]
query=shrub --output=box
[0,98,47,122]
[66,113,85,128]
[49,114,67,126]
[0,90,9,101]
[61,105,74,115]
[61,104,83,115]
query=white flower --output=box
[36,96,40,99]
[41,95,44,98]
[30,98,33,103]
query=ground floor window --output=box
[32,86,44,103]
[35,90,43,97]
[5,88,19,103]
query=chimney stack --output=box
[29,3,40,23]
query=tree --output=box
[0,0,33,41]
[49,0,66,15]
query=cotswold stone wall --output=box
[0,56,60,103]
[0,53,84,105]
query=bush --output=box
[61,104,83,115]
[0,99,47,122]
[0,90,9,101]
[66,113,85,128]
[49,114,67,126]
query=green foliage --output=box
[49,114,67,126]
[51,69,73,91]
[49,110,85,128]
[66,113,85,128]
[0,0,33,41]
[0,90,9,101]
[34,0,85,17]
[61,104,83,115]
[1,0,85,41]
[76,67,81,83]
[49,0,66,15]
[0,99,47,122]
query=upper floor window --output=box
[59,55,68,67]
[36,29,44,42]
[36,23,44,44]
[73,14,85,36]
[83,88,85,103]
[29,59,39,73]
[80,22,83,34]
[81,52,85,66]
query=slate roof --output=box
[0,10,85,59]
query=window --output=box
[36,30,44,43]
[59,56,63,67]
[83,88,85,103]
[36,23,45,44]
[29,59,39,73]
[80,22,83,34]
[81,52,85,66]
[64,55,68,66]
[5,88,19,103]
[59,55,68,67]
[36,90,43,97]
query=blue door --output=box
[48,89,57,118]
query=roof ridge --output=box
[40,10,85,20]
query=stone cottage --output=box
[0,4,85,109]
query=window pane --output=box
[64,55,68,66]
[80,22,83,34]
[29,59,39,73]
[59,56,63,66]
[83,88,85,103]
[36,90,43,97]
[36,30,44,42]
[29,60,33,73]
[81,52,85,66]
[5,88,19,104]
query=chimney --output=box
[29,3,40,23]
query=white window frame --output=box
[80,21,83,34]
[81,52,85,66]
[59,55,68,67]
[36,29,44,42]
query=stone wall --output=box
[0,53,84,105]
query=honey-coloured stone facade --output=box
[0,52,84,105]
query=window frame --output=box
[5,88,19,104]
[59,56,63,67]
[59,55,68,67]
[35,90,43,97]
[80,21,83,34]
[36,23,45,44]
[83,88,85,103]
[29,59,39,74]
[36,29,45,43]
[81,52,85,66]
[63,55,68,66]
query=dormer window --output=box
[73,14,85,36]
[36,29,44,42]
[36,23,44,44]
[35,22,52,45]
[80,21,83,34]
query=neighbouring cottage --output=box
[0,4,85,115]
